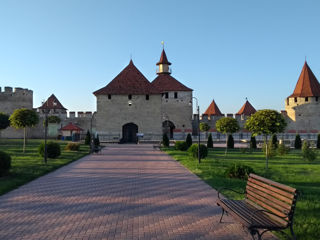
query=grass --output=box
[0,139,90,196]
[164,147,320,240]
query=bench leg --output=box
[290,224,296,240]
[250,229,261,240]
[219,208,225,223]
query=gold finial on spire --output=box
[161,41,164,49]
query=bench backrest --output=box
[246,174,298,225]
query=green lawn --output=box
[164,147,320,240]
[0,139,90,196]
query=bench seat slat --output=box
[246,185,292,212]
[247,181,294,204]
[218,199,287,229]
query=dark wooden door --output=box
[122,123,138,143]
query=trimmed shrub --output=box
[94,135,100,147]
[38,141,61,159]
[162,133,169,147]
[295,134,302,149]
[317,134,320,149]
[175,141,188,151]
[225,163,254,180]
[207,133,213,148]
[227,135,234,149]
[0,151,11,177]
[85,130,91,145]
[277,142,290,155]
[65,142,80,151]
[188,144,208,159]
[186,133,192,148]
[250,136,257,149]
[271,134,278,149]
[302,141,317,162]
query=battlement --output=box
[0,86,33,96]
[68,111,95,118]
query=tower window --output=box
[316,97,318,102]
[108,94,111,99]
[165,92,169,99]
[174,92,178,99]
[146,94,149,100]
[305,97,308,102]
[287,98,289,105]
[128,94,132,100]
[294,97,297,103]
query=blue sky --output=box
[0,0,319,114]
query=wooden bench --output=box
[217,174,299,240]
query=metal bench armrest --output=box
[217,187,246,200]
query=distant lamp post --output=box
[189,97,201,164]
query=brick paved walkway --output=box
[0,144,276,240]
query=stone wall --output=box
[96,94,162,140]
[0,86,33,114]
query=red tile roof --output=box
[151,74,192,92]
[236,100,256,116]
[93,60,159,95]
[289,62,320,98]
[156,49,171,66]
[60,122,83,131]
[39,94,67,110]
[203,99,223,116]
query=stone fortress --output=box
[1,48,320,143]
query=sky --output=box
[0,0,320,115]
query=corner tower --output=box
[285,61,320,131]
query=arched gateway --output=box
[162,120,175,139]
[122,123,138,143]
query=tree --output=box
[200,122,210,138]
[9,108,39,152]
[207,133,213,148]
[0,113,10,138]
[216,117,240,156]
[245,109,287,169]
[294,134,302,149]
[186,133,192,148]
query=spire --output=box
[289,61,320,98]
[203,99,223,116]
[156,48,171,75]
[237,100,256,116]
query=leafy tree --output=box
[0,112,10,138]
[245,109,287,169]
[271,134,278,149]
[9,109,39,152]
[250,136,257,149]
[162,133,169,147]
[294,134,302,149]
[207,133,213,148]
[216,117,240,155]
[47,116,61,124]
[186,133,192,148]
[85,130,91,145]
[200,122,210,138]
[227,135,234,148]
[316,134,320,149]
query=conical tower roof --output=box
[94,60,159,95]
[203,99,223,116]
[156,49,171,66]
[236,100,256,116]
[288,61,320,98]
[39,94,67,110]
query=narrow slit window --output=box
[287,98,289,105]
[294,97,297,103]
[305,97,308,102]
[108,94,111,99]
[316,97,319,102]
[174,92,178,99]
[146,94,149,100]
[165,92,169,99]
[128,94,132,100]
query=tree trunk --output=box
[225,134,228,156]
[23,128,26,153]
[265,135,268,170]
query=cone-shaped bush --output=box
[186,133,192,148]
[317,134,320,149]
[295,134,302,149]
[85,130,91,145]
[250,136,257,149]
[271,134,278,149]
[207,133,213,148]
[162,133,169,147]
